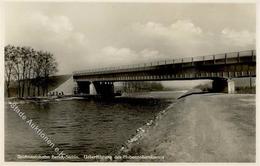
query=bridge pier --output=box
[227,79,235,94]
[212,78,235,94]
[89,82,97,95]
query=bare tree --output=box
[4,45,58,98]
[41,51,58,96]
[12,46,22,97]
[4,45,15,97]
[33,50,44,96]
[20,46,32,97]
[26,48,36,96]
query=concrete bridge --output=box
[73,50,256,96]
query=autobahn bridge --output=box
[73,50,256,96]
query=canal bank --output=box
[120,93,255,162]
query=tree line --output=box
[5,45,58,97]
[122,81,164,92]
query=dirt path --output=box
[124,94,255,162]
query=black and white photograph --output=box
[1,0,257,164]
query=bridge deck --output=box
[73,50,256,77]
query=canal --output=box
[5,91,184,161]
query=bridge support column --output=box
[89,82,97,95]
[227,79,235,94]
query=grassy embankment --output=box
[120,93,255,162]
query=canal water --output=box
[5,91,184,161]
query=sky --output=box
[5,2,255,75]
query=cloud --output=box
[139,49,161,59]
[10,12,90,74]
[93,46,164,67]
[6,11,255,74]
[32,13,73,33]
[29,12,88,47]
[84,20,255,69]
[221,28,255,47]
[131,20,255,57]
[132,20,202,43]
[170,20,202,34]
[131,20,208,57]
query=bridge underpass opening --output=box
[162,79,236,94]
[211,78,235,94]
[92,81,114,96]
[76,81,115,96]
[122,80,225,94]
[76,81,90,94]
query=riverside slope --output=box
[121,93,255,162]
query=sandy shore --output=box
[120,93,255,162]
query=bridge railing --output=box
[73,50,255,76]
